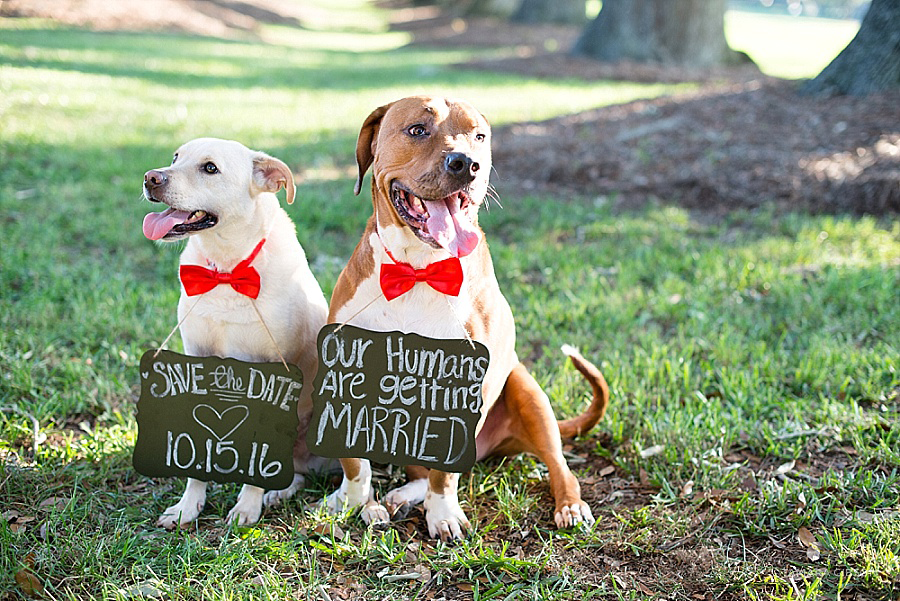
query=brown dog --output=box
[322,96,610,540]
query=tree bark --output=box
[511,0,585,25]
[572,0,740,68]
[801,0,900,96]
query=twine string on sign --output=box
[154,294,290,372]
[249,298,289,372]
[154,295,203,357]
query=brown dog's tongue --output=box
[142,207,192,241]
[424,193,481,258]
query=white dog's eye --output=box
[203,162,219,174]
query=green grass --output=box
[2,2,898,600]
[725,11,860,79]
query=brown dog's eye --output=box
[475,133,486,142]
[203,162,219,174]
[407,124,428,138]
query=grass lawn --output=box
[725,10,860,79]
[1,2,898,600]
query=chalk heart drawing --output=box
[192,404,250,442]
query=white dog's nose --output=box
[144,169,168,189]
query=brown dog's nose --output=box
[445,152,479,179]
[144,169,168,189]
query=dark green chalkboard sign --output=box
[134,350,301,490]
[307,324,489,473]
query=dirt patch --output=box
[393,6,900,216]
[490,79,899,216]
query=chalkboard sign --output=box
[307,324,489,473]
[133,350,301,490]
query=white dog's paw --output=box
[554,501,595,529]
[157,499,203,530]
[263,474,305,508]
[424,492,471,541]
[226,485,264,526]
[157,479,207,529]
[383,479,428,519]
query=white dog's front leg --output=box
[322,459,389,525]
[226,484,265,526]
[158,478,207,529]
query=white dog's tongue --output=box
[424,193,480,258]
[143,207,192,241]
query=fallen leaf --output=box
[15,554,43,597]
[740,475,757,491]
[857,511,876,523]
[15,568,44,597]
[639,468,650,488]
[39,497,68,512]
[776,460,796,475]
[599,465,615,477]
[2,510,20,522]
[311,523,345,540]
[798,526,821,561]
[457,583,473,592]
[640,444,665,459]
[636,581,654,595]
[768,535,787,550]
[680,480,694,498]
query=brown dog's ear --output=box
[253,152,296,205]
[355,102,394,196]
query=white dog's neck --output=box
[188,193,278,271]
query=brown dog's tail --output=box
[556,345,611,439]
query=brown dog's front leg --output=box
[322,458,390,525]
[424,470,470,540]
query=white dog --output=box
[142,138,329,528]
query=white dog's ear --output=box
[252,152,296,205]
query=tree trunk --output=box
[511,0,585,24]
[571,0,740,68]
[801,0,900,96]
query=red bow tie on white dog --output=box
[179,238,266,299]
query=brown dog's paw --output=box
[554,501,595,530]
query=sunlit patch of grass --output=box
[725,10,860,79]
